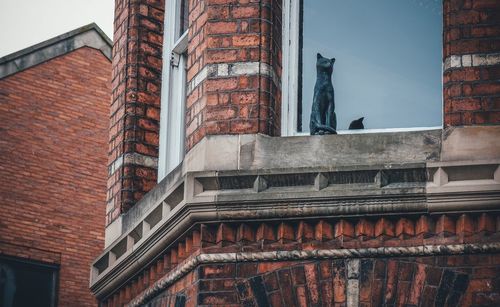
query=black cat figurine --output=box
[310,53,337,135]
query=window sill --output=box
[291,126,443,136]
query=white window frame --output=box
[281,0,301,137]
[158,0,189,181]
[281,0,442,137]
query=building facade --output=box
[91,1,500,306]
[0,24,111,306]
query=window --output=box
[158,0,189,180]
[282,0,443,136]
[0,256,58,307]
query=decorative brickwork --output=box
[107,0,165,224]
[195,255,500,306]
[99,213,500,306]
[443,0,500,126]
[0,47,111,306]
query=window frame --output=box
[0,255,59,307]
[281,0,301,137]
[158,0,189,181]
[281,0,443,137]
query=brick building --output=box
[0,24,111,306]
[91,1,500,306]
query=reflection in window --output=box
[0,256,58,307]
[179,0,189,37]
[298,0,442,132]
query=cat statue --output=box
[310,53,337,135]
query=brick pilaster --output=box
[185,0,283,150]
[443,0,500,126]
[107,0,165,225]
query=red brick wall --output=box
[107,0,282,220]
[107,0,165,225]
[0,47,111,307]
[192,255,500,306]
[100,213,500,306]
[443,0,500,126]
[185,0,283,150]
[105,254,500,306]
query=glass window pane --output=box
[0,257,58,307]
[300,0,442,132]
[179,0,189,36]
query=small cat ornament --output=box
[310,53,337,135]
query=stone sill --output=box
[91,126,500,297]
[105,128,443,246]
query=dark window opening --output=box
[180,0,189,37]
[0,256,58,307]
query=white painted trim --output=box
[172,31,188,54]
[281,0,300,136]
[158,0,188,181]
[444,52,500,70]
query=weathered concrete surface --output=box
[109,127,499,243]
[249,130,441,169]
[441,126,500,162]
[112,127,500,241]
[184,129,442,173]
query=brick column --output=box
[107,0,282,222]
[185,0,283,150]
[107,0,165,225]
[443,0,500,126]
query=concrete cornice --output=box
[90,162,500,298]
[0,23,112,79]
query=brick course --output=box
[101,213,500,306]
[107,0,165,225]
[443,0,500,126]
[0,47,111,306]
[99,214,500,306]
[191,255,500,306]
[185,0,283,150]
[107,0,283,221]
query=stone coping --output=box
[0,23,112,79]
